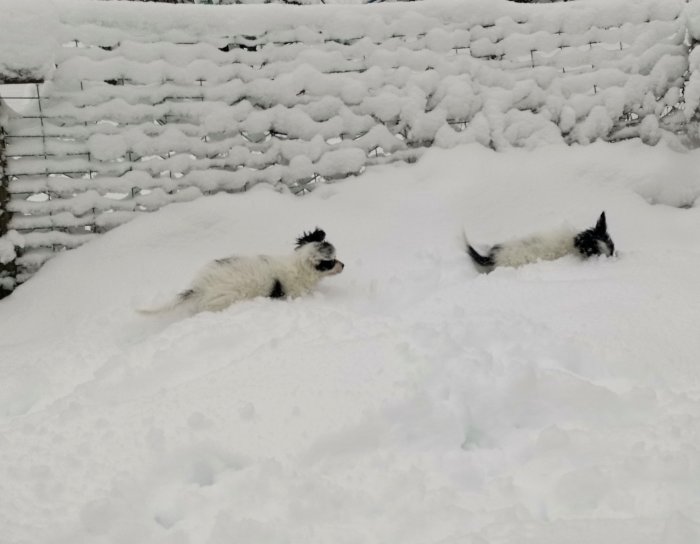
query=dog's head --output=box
[574,212,615,258]
[295,228,345,275]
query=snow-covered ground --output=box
[2,141,700,543]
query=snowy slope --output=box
[2,141,700,543]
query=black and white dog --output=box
[467,212,615,272]
[139,228,344,314]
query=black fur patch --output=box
[318,241,335,259]
[269,279,285,298]
[179,289,195,300]
[573,212,614,258]
[574,231,599,257]
[468,245,496,268]
[315,259,337,272]
[296,228,326,248]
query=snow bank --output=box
[1,141,700,543]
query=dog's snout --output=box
[333,260,345,274]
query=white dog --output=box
[139,228,344,314]
[467,212,615,272]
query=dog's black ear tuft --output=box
[594,212,607,234]
[296,228,326,248]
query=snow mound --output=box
[2,141,700,543]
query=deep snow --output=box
[2,141,700,543]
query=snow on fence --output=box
[0,0,694,295]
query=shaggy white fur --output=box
[492,228,577,268]
[467,212,614,272]
[138,229,343,314]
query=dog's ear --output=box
[594,212,607,234]
[296,228,326,248]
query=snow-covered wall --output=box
[0,0,693,292]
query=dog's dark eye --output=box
[318,242,335,259]
[315,259,336,271]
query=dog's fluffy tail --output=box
[463,231,495,270]
[136,289,194,315]
[467,244,495,268]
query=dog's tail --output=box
[463,231,495,270]
[467,245,495,268]
[136,289,194,315]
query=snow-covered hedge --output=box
[0,0,693,291]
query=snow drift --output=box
[2,141,700,543]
